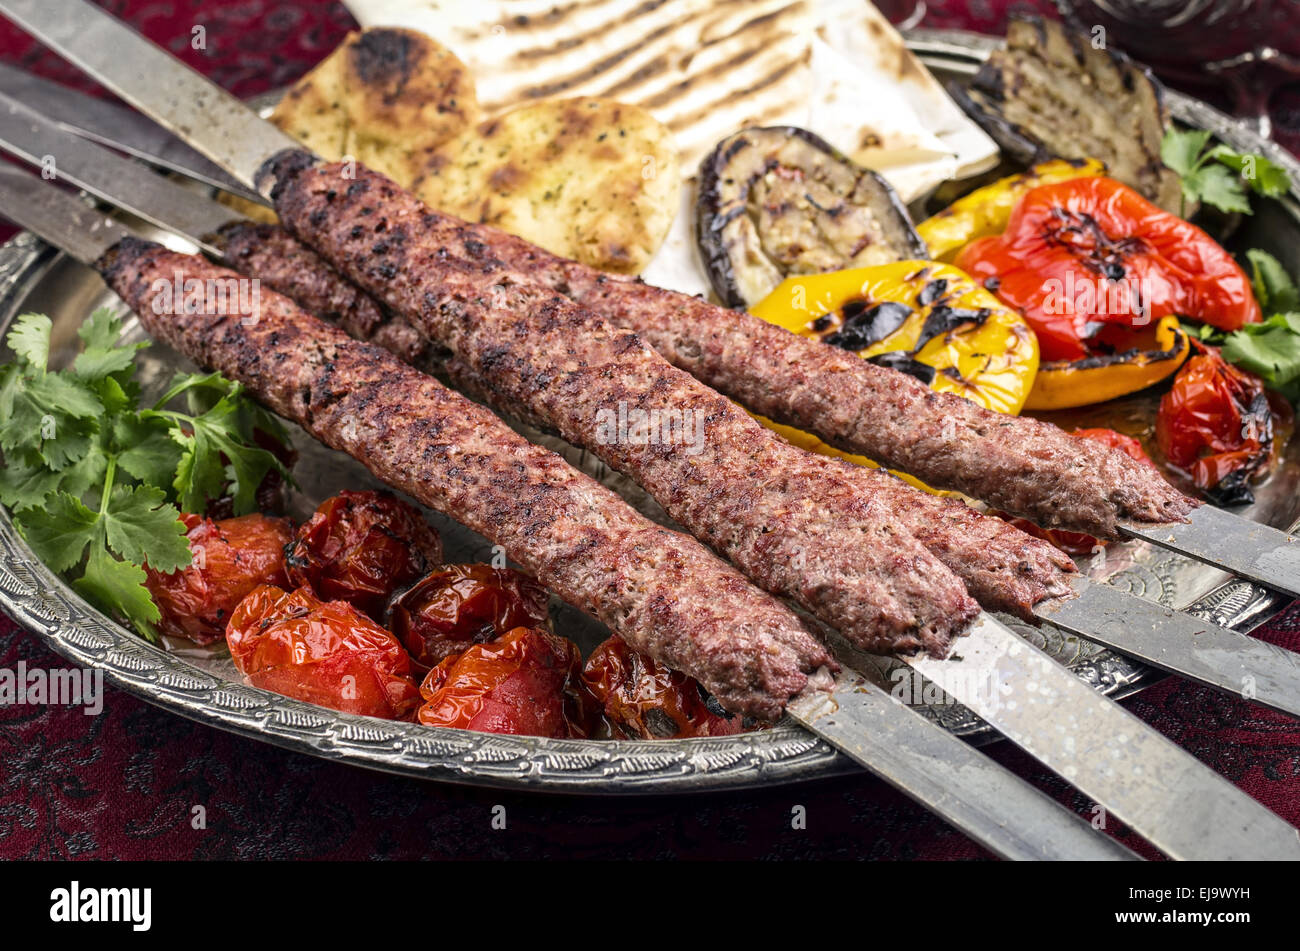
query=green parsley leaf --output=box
[74,543,160,640]
[1161,129,1213,177]
[1222,318,1300,387]
[1161,127,1293,216]
[71,308,148,384]
[1183,163,1252,214]
[16,491,99,572]
[76,307,126,352]
[101,483,191,573]
[169,394,284,515]
[7,312,52,370]
[115,415,184,488]
[0,370,101,466]
[1246,249,1300,314]
[0,454,70,511]
[1209,147,1291,198]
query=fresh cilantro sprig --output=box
[0,308,291,641]
[1162,128,1291,217]
[1184,250,1300,401]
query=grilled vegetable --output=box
[1025,315,1190,411]
[950,16,1182,214]
[750,261,1039,416]
[581,636,752,739]
[284,490,442,621]
[389,564,550,668]
[956,177,1261,364]
[144,512,293,645]
[1157,343,1280,505]
[696,126,927,308]
[226,584,422,720]
[416,626,588,738]
[917,158,1106,262]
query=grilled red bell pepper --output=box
[956,177,1260,362]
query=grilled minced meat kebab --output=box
[99,238,835,720]
[265,155,985,655]
[259,157,1193,539]
[212,218,1077,619]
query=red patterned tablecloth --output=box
[1,0,1299,860]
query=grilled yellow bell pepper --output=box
[1023,314,1190,410]
[748,261,1039,493]
[917,158,1107,262]
[750,260,1040,415]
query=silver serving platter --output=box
[1,30,1298,793]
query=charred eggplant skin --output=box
[947,81,1045,168]
[696,126,927,309]
[950,16,1180,214]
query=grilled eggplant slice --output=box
[696,126,927,309]
[950,16,1181,214]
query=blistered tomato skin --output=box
[581,636,750,739]
[389,564,550,667]
[144,512,293,645]
[226,585,421,720]
[285,490,442,620]
[416,627,586,738]
[1156,344,1278,505]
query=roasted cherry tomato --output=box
[144,512,293,644]
[389,564,550,668]
[581,636,752,739]
[957,177,1261,362]
[996,428,1158,554]
[285,490,442,620]
[416,627,587,738]
[1157,343,1279,505]
[226,584,421,720]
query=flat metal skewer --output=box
[1123,506,1300,600]
[907,616,1300,860]
[787,667,1140,860]
[0,59,264,205]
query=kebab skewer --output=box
[3,76,1299,722]
[0,164,1155,862]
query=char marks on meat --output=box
[261,153,1192,540]
[241,160,1075,618]
[268,157,982,655]
[98,237,834,719]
